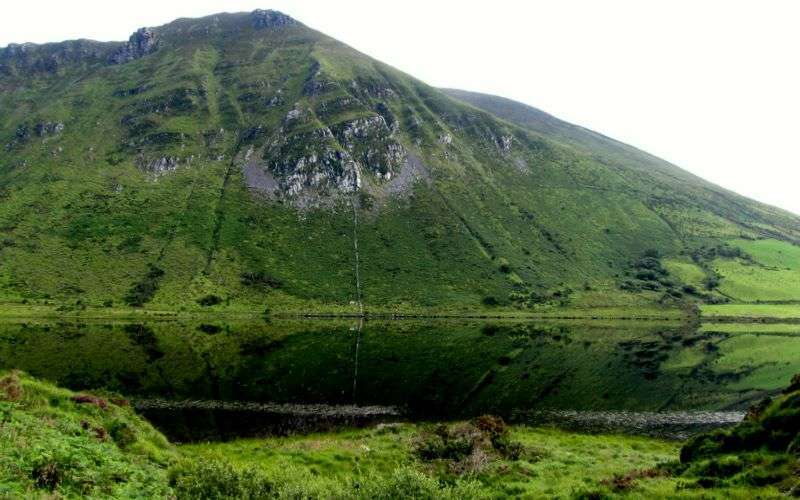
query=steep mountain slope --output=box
[442,88,800,242]
[0,10,798,313]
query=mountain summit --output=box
[0,10,798,312]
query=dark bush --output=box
[240,271,281,290]
[704,276,720,290]
[108,420,137,448]
[635,270,659,281]
[482,295,500,306]
[116,235,142,253]
[124,265,164,307]
[197,324,222,334]
[197,294,223,307]
[636,257,663,271]
[31,459,62,491]
[481,324,500,336]
[415,424,477,462]
[414,416,525,476]
[0,371,22,401]
[474,415,508,438]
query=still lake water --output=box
[1,318,796,440]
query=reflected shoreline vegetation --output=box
[1,317,797,441]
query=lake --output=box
[1,318,796,440]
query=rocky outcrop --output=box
[259,108,408,204]
[303,62,339,97]
[264,127,361,198]
[138,156,180,177]
[0,40,107,75]
[109,28,158,64]
[331,116,406,179]
[4,121,64,151]
[34,122,64,137]
[348,78,396,100]
[251,10,298,29]
[498,134,513,153]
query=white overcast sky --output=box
[3,1,799,215]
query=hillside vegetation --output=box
[0,11,798,314]
[0,370,174,497]
[5,371,798,499]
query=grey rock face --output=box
[331,115,406,179]
[251,10,298,29]
[34,122,64,137]
[499,134,513,153]
[139,156,180,177]
[265,126,361,198]
[109,28,158,64]
[261,106,409,204]
[303,62,340,97]
[348,79,396,100]
[1,40,106,74]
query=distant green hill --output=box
[1,10,798,313]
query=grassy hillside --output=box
[440,88,800,243]
[0,11,798,314]
[677,374,800,494]
[0,370,174,497]
[2,371,795,498]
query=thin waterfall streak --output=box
[352,317,363,402]
[351,194,364,316]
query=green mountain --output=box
[1,10,798,313]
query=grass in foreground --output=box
[1,371,795,498]
[179,421,779,498]
[0,370,174,498]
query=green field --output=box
[701,303,800,320]
[663,258,708,290]
[699,323,800,334]
[712,239,800,302]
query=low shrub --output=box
[30,453,65,491]
[359,466,487,499]
[414,416,525,476]
[0,371,22,401]
[168,459,273,499]
[108,420,137,449]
